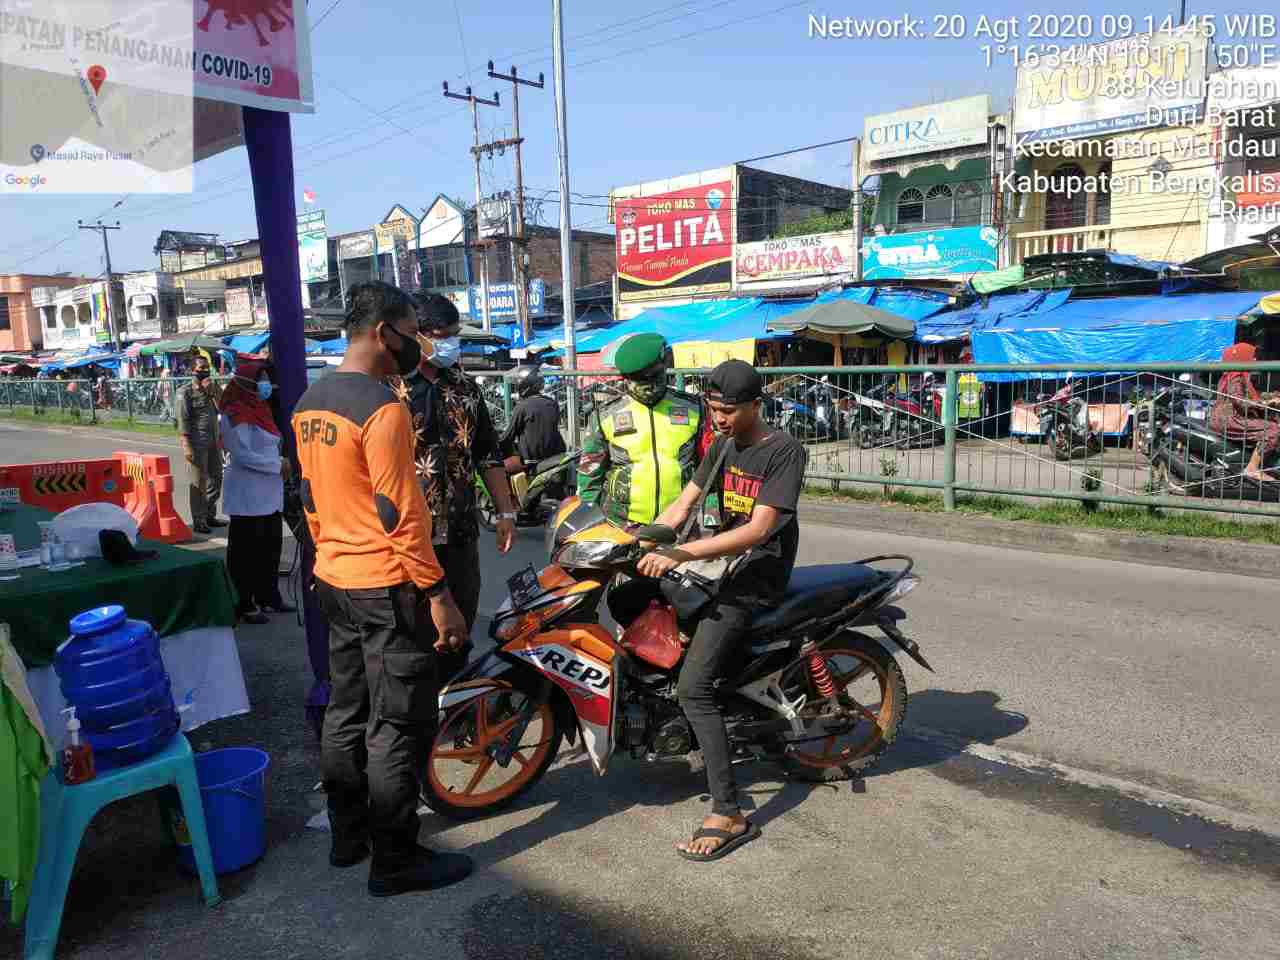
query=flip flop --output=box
[676,820,761,863]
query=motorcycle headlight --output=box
[552,539,618,569]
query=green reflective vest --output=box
[579,391,703,526]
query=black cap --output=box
[707,359,763,404]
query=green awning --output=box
[970,265,1025,294]
[767,299,914,339]
[139,335,235,356]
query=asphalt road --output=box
[3,419,1279,959]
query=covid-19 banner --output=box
[296,209,328,283]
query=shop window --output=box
[60,306,76,328]
[425,244,468,288]
[1045,163,1087,230]
[1093,163,1112,225]
[924,185,953,224]
[1243,130,1280,178]
[43,306,56,329]
[0,296,9,331]
[897,188,924,226]
[954,183,983,226]
[77,303,92,325]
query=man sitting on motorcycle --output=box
[634,359,807,862]
[501,365,567,513]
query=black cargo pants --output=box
[316,580,438,864]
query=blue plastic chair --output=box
[23,733,221,960]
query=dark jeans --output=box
[421,536,482,682]
[186,445,223,524]
[227,513,284,613]
[316,580,438,865]
[610,578,754,818]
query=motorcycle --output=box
[851,377,941,449]
[421,496,930,818]
[776,378,844,442]
[1037,382,1101,461]
[475,449,581,530]
[1149,388,1280,501]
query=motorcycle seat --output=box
[750,563,888,634]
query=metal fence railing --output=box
[0,377,222,427]
[6,363,1280,517]
[529,363,1280,518]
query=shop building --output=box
[1204,64,1280,255]
[0,274,88,352]
[31,279,125,352]
[610,164,853,321]
[858,94,1006,282]
[1007,28,1214,266]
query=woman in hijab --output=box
[220,359,294,623]
[1210,342,1280,482]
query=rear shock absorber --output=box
[800,640,836,699]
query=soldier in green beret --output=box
[577,332,713,531]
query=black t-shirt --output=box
[692,430,807,606]
[503,394,566,463]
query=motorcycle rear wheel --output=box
[423,688,564,819]
[780,634,907,782]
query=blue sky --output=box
[0,0,1264,276]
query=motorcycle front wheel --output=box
[423,687,565,819]
[779,634,907,782]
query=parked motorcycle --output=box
[777,377,845,442]
[474,449,581,530]
[421,497,930,817]
[1037,382,1101,461]
[1148,390,1280,501]
[851,377,941,449]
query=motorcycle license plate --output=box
[507,565,541,608]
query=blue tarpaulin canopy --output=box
[224,331,271,354]
[971,290,1280,380]
[42,352,121,373]
[914,290,1071,343]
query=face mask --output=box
[425,335,462,369]
[626,371,667,406]
[194,369,210,381]
[382,323,421,377]
[257,380,274,401]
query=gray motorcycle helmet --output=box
[509,364,545,399]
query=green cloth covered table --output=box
[0,505,237,667]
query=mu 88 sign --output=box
[615,177,733,301]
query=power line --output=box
[310,0,346,31]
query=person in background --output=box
[293,280,472,897]
[177,355,225,533]
[1211,341,1280,482]
[390,292,518,679]
[501,365,567,510]
[219,359,295,624]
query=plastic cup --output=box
[38,521,55,545]
[0,534,16,564]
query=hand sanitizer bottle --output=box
[61,707,96,785]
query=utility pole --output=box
[488,61,545,348]
[443,81,500,331]
[552,0,578,443]
[851,138,863,284]
[78,219,122,351]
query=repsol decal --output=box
[514,644,611,696]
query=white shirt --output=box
[219,415,283,518]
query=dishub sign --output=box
[615,180,733,300]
